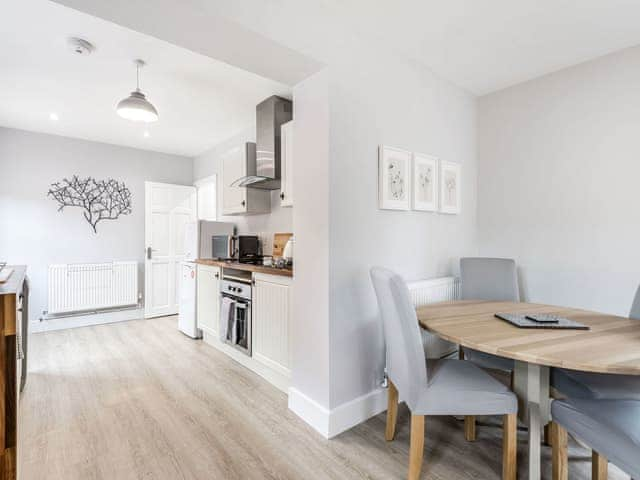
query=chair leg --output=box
[551,422,568,480]
[458,346,465,359]
[592,451,608,480]
[464,415,477,441]
[544,423,552,447]
[502,413,517,480]
[408,414,425,480]
[385,380,399,441]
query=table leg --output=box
[513,361,550,480]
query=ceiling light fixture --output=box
[143,131,150,138]
[116,59,158,123]
[49,113,59,121]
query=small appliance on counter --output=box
[237,235,261,264]
[212,234,235,260]
[179,220,235,339]
[272,232,294,268]
[282,236,294,266]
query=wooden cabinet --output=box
[196,264,220,337]
[0,266,27,480]
[252,273,292,377]
[279,121,293,207]
[221,143,270,216]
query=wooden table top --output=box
[417,300,640,375]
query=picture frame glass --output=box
[439,161,461,214]
[379,146,411,210]
[412,154,438,211]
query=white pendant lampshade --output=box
[116,59,158,122]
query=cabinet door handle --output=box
[280,192,285,200]
[214,272,219,279]
[241,200,246,207]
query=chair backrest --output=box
[460,257,520,302]
[370,267,427,408]
[630,284,640,320]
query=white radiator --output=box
[407,276,461,358]
[48,262,138,315]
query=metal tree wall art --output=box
[48,175,132,233]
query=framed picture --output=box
[412,153,438,211]
[439,161,461,214]
[378,145,411,210]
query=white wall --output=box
[193,126,293,242]
[289,70,331,413]
[327,48,478,410]
[0,127,193,329]
[478,45,640,316]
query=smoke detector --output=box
[67,37,95,56]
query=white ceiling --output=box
[319,0,640,95]
[0,0,290,157]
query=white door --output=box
[145,182,196,318]
[222,145,247,215]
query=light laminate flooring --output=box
[19,317,627,479]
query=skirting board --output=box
[288,386,387,439]
[32,307,144,333]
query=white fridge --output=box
[179,221,235,338]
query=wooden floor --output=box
[19,317,628,479]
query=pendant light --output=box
[116,59,159,122]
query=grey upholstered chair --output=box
[551,284,640,400]
[370,267,517,480]
[551,398,640,479]
[459,257,520,440]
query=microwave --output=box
[212,235,235,260]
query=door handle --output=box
[146,247,156,260]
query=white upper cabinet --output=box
[221,143,270,216]
[222,145,247,215]
[279,121,293,207]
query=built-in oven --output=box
[219,270,252,356]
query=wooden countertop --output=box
[0,266,26,296]
[196,259,293,278]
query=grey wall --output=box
[193,126,293,241]
[327,48,478,408]
[478,45,640,316]
[0,127,193,328]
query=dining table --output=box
[416,300,640,480]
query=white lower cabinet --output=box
[196,264,220,337]
[252,273,292,378]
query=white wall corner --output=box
[288,387,387,439]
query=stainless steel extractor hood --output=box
[231,95,292,190]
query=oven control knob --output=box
[238,288,243,293]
